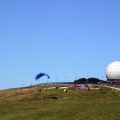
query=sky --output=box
[0,0,120,90]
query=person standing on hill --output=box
[87,85,89,91]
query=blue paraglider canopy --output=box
[35,73,50,80]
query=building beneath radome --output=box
[106,61,120,84]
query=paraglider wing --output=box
[35,73,50,80]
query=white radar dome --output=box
[106,61,120,79]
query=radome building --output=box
[106,61,120,84]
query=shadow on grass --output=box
[49,96,58,99]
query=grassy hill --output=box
[0,84,119,120]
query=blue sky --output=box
[0,0,120,90]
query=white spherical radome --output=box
[106,61,120,79]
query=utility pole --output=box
[56,77,57,84]
[87,76,88,84]
[65,76,66,83]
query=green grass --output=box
[0,85,119,120]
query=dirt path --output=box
[103,85,120,91]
